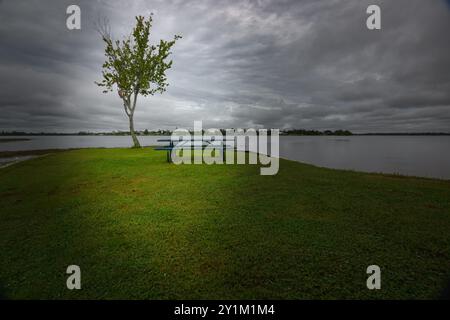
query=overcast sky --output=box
[0,0,449,133]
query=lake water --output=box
[1,135,450,180]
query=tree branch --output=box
[123,97,132,117]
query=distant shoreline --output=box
[1,132,450,136]
[353,133,450,136]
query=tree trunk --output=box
[129,114,141,148]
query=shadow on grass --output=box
[439,279,450,300]
[0,283,10,300]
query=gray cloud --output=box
[0,0,449,132]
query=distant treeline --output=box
[282,129,352,136]
[355,132,450,136]
[1,129,352,136]
[277,130,450,136]
[0,130,171,136]
[1,130,449,136]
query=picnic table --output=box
[154,137,235,163]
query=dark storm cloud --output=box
[0,0,449,132]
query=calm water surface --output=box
[280,136,450,180]
[1,135,449,180]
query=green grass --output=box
[0,148,450,299]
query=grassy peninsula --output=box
[0,148,449,299]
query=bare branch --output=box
[94,15,111,41]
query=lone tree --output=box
[96,15,180,148]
